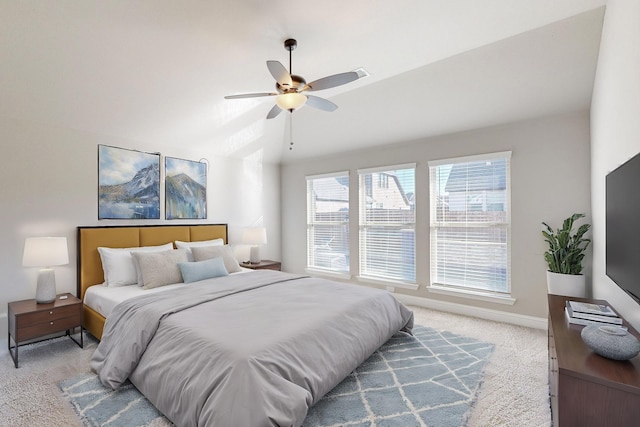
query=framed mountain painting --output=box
[165,157,207,219]
[98,145,160,219]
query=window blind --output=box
[306,172,350,273]
[358,165,416,282]
[429,152,511,294]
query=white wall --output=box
[281,111,591,320]
[0,116,280,342]
[591,0,640,329]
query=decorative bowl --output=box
[581,325,640,361]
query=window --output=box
[306,172,350,273]
[429,152,511,295]
[358,164,416,282]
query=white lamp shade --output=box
[276,93,307,110]
[243,227,267,245]
[23,237,69,267]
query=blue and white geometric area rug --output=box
[304,326,495,427]
[60,326,494,427]
[59,375,167,427]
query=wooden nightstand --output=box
[8,293,83,368]
[240,260,282,271]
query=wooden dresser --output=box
[548,294,640,426]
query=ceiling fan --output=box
[224,38,361,119]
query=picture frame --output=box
[165,157,207,219]
[98,145,160,219]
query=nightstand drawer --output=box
[258,264,280,271]
[16,315,80,341]
[17,304,80,326]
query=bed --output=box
[79,224,414,427]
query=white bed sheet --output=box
[84,267,253,318]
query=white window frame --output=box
[306,171,350,277]
[357,163,417,287]
[428,152,513,303]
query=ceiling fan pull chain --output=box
[289,114,294,150]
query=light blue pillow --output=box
[178,257,229,284]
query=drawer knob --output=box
[49,311,53,315]
[50,321,54,325]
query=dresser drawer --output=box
[17,304,80,327]
[16,315,80,341]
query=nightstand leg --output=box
[67,326,83,349]
[8,334,18,368]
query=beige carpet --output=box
[0,306,551,427]
[411,307,552,427]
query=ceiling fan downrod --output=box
[284,38,297,75]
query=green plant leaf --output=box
[541,213,590,275]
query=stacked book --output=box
[564,300,624,327]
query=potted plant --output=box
[541,213,591,297]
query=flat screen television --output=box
[606,151,640,304]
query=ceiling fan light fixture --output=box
[276,93,307,111]
[225,38,363,120]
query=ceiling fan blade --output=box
[224,92,277,99]
[266,61,292,87]
[303,71,359,91]
[305,95,338,112]
[266,104,283,119]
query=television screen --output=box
[606,151,640,303]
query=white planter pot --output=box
[546,271,586,298]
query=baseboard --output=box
[395,294,547,330]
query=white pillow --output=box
[98,243,173,287]
[132,249,189,290]
[191,245,242,273]
[175,238,224,261]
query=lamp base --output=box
[249,246,261,264]
[36,269,57,304]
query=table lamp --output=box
[22,237,69,303]
[243,227,267,264]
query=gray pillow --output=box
[191,245,242,273]
[175,238,224,261]
[132,249,189,290]
[178,257,229,283]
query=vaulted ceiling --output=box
[1,1,606,164]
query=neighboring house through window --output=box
[358,164,416,283]
[429,151,511,296]
[306,171,350,274]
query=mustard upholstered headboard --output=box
[77,224,228,301]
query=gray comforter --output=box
[90,270,414,427]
